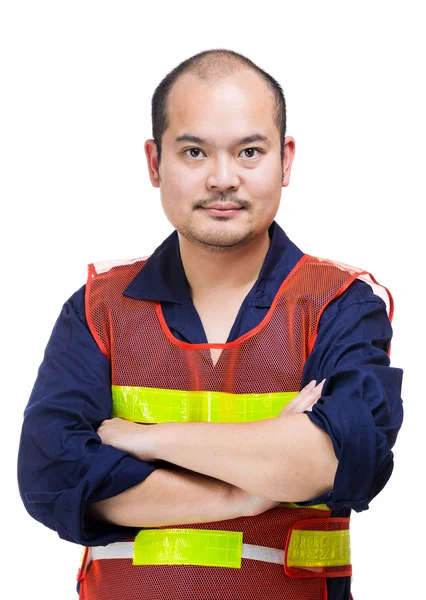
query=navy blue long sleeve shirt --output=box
[18,220,403,599]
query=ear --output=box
[282,136,296,187]
[145,139,160,188]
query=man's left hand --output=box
[97,417,157,461]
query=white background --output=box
[1,1,423,598]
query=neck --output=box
[178,230,271,298]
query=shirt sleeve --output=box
[17,284,159,546]
[296,278,404,512]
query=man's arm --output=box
[97,380,332,502]
[17,285,160,545]
[100,407,336,502]
[87,467,279,528]
[154,412,336,502]
[298,281,404,511]
[18,285,280,545]
[98,280,404,510]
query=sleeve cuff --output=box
[54,446,159,545]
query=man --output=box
[18,48,403,600]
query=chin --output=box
[183,225,255,250]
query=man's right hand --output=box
[278,378,326,417]
[238,379,326,516]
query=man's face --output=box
[145,69,294,251]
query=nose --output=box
[206,155,240,191]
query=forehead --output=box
[165,70,277,143]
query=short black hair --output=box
[151,48,287,167]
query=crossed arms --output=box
[18,283,403,544]
[89,380,336,527]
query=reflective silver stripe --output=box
[89,541,284,565]
[243,544,284,564]
[90,542,132,560]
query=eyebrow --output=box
[175,133,271,147]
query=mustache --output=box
[197,197,250,209]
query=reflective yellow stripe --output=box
[287,529,351,568]
[131,527,350,569]
[279,502,330,511]
[133,529,243,568]
[112,386,299,423]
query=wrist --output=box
[229,486,251,517]
[141,422,166,462]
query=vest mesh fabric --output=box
[79,253,392,600]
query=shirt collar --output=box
[123,220,304,307]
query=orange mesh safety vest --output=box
[78,252,393,600]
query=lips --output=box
[203,206,242,216]
[205,204,241,210]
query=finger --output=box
[304,378,326,399]
[299,380,317,395]
[296,395,320,413]
[301,378,324,394]
[279,379,324,417]
[304,380,326,411]
[304,401,317,412]
[288,379,325,412]
[282,392,319,415]
[306,379,317,390]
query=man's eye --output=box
[184,147,262,159]
[241,148,261,158]
[184,148,205,159]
